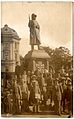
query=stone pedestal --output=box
[25,50,50,72]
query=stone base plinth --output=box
[25,50,50,72]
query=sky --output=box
[1,2,72,56]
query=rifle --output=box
[29,14,30,21]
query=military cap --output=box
[67,77,71,82]
[67,81,72,86]
[31,75,37,79]
[43,83,47,87]
[61,77,66,80]
[31,13,37,18]
[56,78,59,81]
[65,73,69,77]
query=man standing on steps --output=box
[28,13,41,50]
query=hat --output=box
[43,83,47,87]
[56,78,59,81]
[31,13,37,18]
[32,79,38,83]
[67,81,72,86]
[65,73,69,77]
[67,77,72,84]
[31,75,37,79]
[27,71,31,74]
[61,77,66,80]
[67,77,71,82]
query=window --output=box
[15,42,17,49]
[4,43,10,50]
[3,51,9,60]
[15,53,17,61]
[5,66,9,72]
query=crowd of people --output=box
[1,63,73,117]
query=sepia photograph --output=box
[1,1,73,118]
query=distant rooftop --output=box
[1,24,21,40]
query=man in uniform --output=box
[15,62,21,80]
[61,77,67,113]
[14,79,22,114]
[30,75,41,112]
[27,71,31,90]
[66,78,73,117]
[21,73,29,113]
[53,78,62,115]
[28,13,41,50]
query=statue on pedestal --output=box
[28,13,41,50]
[27,14,50,72]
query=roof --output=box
[25,50,50,59]
[1,24,21,40]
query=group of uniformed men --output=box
[1,64,73,117]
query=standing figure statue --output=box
[28,13,41,50]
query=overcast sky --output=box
[1,2,72,56]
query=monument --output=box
[25,13,50,72]
[28,13,41,50]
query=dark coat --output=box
[15,65,21,76]
[53,84,62,101]
[28,20,41,45]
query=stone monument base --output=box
[25,50,50,72]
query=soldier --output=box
[28,13,41,50]
[15,62,21,80]
[34,67,42,91]
[46,72,54,102]
[2,89,9,114]
[22,70,27,83]
[61,77,67,113]
[14,79,22,114]
[53,78,62,115]
[27,71,31,90]
[12,78,17,114]
[21,74,29,113]
[29,75,41,112]
[2,72,13,114]
[4,69,11,89]
[60,66,66,77]
[42,84,47,106]
[66,78,73,117]
[43,69,49,84]
[6,90,13,114]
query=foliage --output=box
[43,46,72,73]
[20,46,72,74]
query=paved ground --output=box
[2,111,69,118]
[2,114,69,118]
[1,105,69,118]
[15,115,68,118]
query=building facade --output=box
[1,24,21,77]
